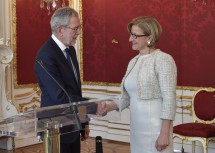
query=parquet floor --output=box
[0,137,130,153]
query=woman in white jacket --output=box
[97,16,177,153]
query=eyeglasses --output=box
[130,33,149,39]
[65,25,82,31]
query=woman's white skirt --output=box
[130,98,173,153]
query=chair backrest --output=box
[192,88,215,124]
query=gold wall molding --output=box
[14,87,41,100]
[179,105,192,111]
[82,88,120,94]
[177,95,193,99]
[18,97,40,113]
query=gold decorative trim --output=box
[79,0,83,83]
[177,105,192,112]
[82,88,120,94]
[173,134,206,143]
[176,86,204,91]
[177,105,192,116]
[8,0,12,47]
[12,0,17,88]
[192,87,215,124]
[19,97,40,113]
[7,0,13,101]
[82,81,120,87]
[173,133,215,152]
[176,112,191,115]
[178,105,192,111]
[14,86,41,99]
[173,141,215,149]
[177,95,193,99]
[69,1,73,8]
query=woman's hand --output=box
[155,119,172,152]
[155,131,169,152]
[96,101,117,116]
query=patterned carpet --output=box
[0,137,130,153]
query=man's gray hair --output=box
[50,7,79,32]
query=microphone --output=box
[36,59,81,129]
[96,136,103,153]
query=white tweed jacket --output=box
[118,49,177,120]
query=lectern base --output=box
[44,128,60,153]
[0,135,41,150]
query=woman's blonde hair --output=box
[127,16,162,47]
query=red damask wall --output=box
[16,0,52,85]
[15,0,215,88]
[82,0,215,87]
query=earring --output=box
[147,41,150,45]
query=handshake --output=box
[96,100,118,116]
[78,98,119,119]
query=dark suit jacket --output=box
[34,37,87,143]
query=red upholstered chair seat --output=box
[173,123,215,138]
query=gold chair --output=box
[173,87,215,153]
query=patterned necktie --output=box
[65,48,78,83]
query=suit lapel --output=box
[49,38,81,91]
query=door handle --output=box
[112,39,119,44]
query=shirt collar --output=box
[51,34,67,51]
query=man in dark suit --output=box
[34,7,89,153]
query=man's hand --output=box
[84,125,90,139]
[96,101,117,116]
[81,125,90,141]
[96,102,109,116]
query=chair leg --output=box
[202,139,208,153]
[192,141,195,153]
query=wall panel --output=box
[82,0,215,88]
[14,0,52,87]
